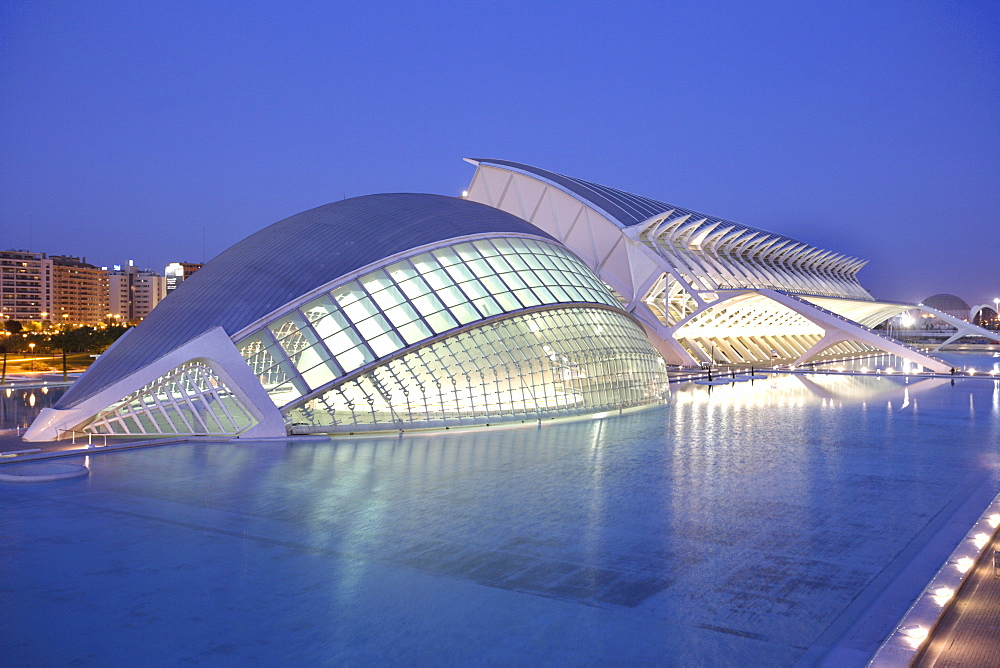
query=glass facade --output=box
[83,236,669,438]
[235,237,624,410]
[285,307,667,431]
[86,362,256,436]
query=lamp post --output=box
[61,313,70,381]
[28,342,36,372]
[994,298,999,330]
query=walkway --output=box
[916,530,1000,666]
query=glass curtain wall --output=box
[285,307,668,431]
[235,237,623,409]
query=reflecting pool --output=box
[1,353,999,665]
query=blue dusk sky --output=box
[1,1,998,307]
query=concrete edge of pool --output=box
[864,490,1000,666]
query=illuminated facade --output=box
[27,159,999,443]
[464,159,998,371]
[50,255,110,326]
[26,194,668,441]
[0,250,51,322]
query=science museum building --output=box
[26,159,993,441]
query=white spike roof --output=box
[468,158,869,293]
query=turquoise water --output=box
[1,352,999,665]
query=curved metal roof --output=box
[923,293,971,315]
[58,194,556,409]
[467,158,805,245]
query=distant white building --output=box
[108,262,166,324]
[165,261,204,294]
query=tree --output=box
[4,320,22,335]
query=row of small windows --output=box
[236,236,622,407]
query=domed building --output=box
[29,159,1000,442]
[921,294,971,321]
[26,194,669,441]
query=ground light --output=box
[898,625,928,649]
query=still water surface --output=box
[1,352,998,664]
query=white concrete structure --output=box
[25,194,668,441]
[464,159,981,373]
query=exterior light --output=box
[899,625,928,648]
[974,533,990,549]
[931,586,954,606]
[899,624,927,649]
[989,513,1000,528]
[955,556,974,573]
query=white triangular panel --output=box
[496,173,524,219]
[598,239,636,298]
[628,246,666,297]
[482,168,512,211]
[512,174,547,223]
[466,170,492,206]
[563,212,600,265]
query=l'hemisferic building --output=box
[25,159,991,441]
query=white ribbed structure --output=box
[465,159,956,372]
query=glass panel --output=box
[397,320,432,345]
[369,283,407,310]
[284,307,668,432]
[397,275,432,299]
[336,344,374,373]
[494,291,522,311]
[520,271,542,288]
[432,247,462,267]
[473,239,500,257]
[411,293,446,316]
[423,268,453,291]
[479,274,508,295]
[513,289,541,307]
[355,313,392,339]
[457,279,488,300]
[383,302,420,328]
[498,271,527,290]
[436,285,466,308]
[324,327,363,355]
[450,302,480,325]
[301,294,336,324]
[301,362,338,390]
[453,243,481,262]
[385,259,420,282]
[360,270,393,294]
[465,257,494,278]
[484,254,514,274]
[424,310,458,334]
[342,295,378,322]
[310,308,351,341]
[409,253,440,274]
[369,332,405,357]
[473,296,503,317]
[444,262,475,284]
